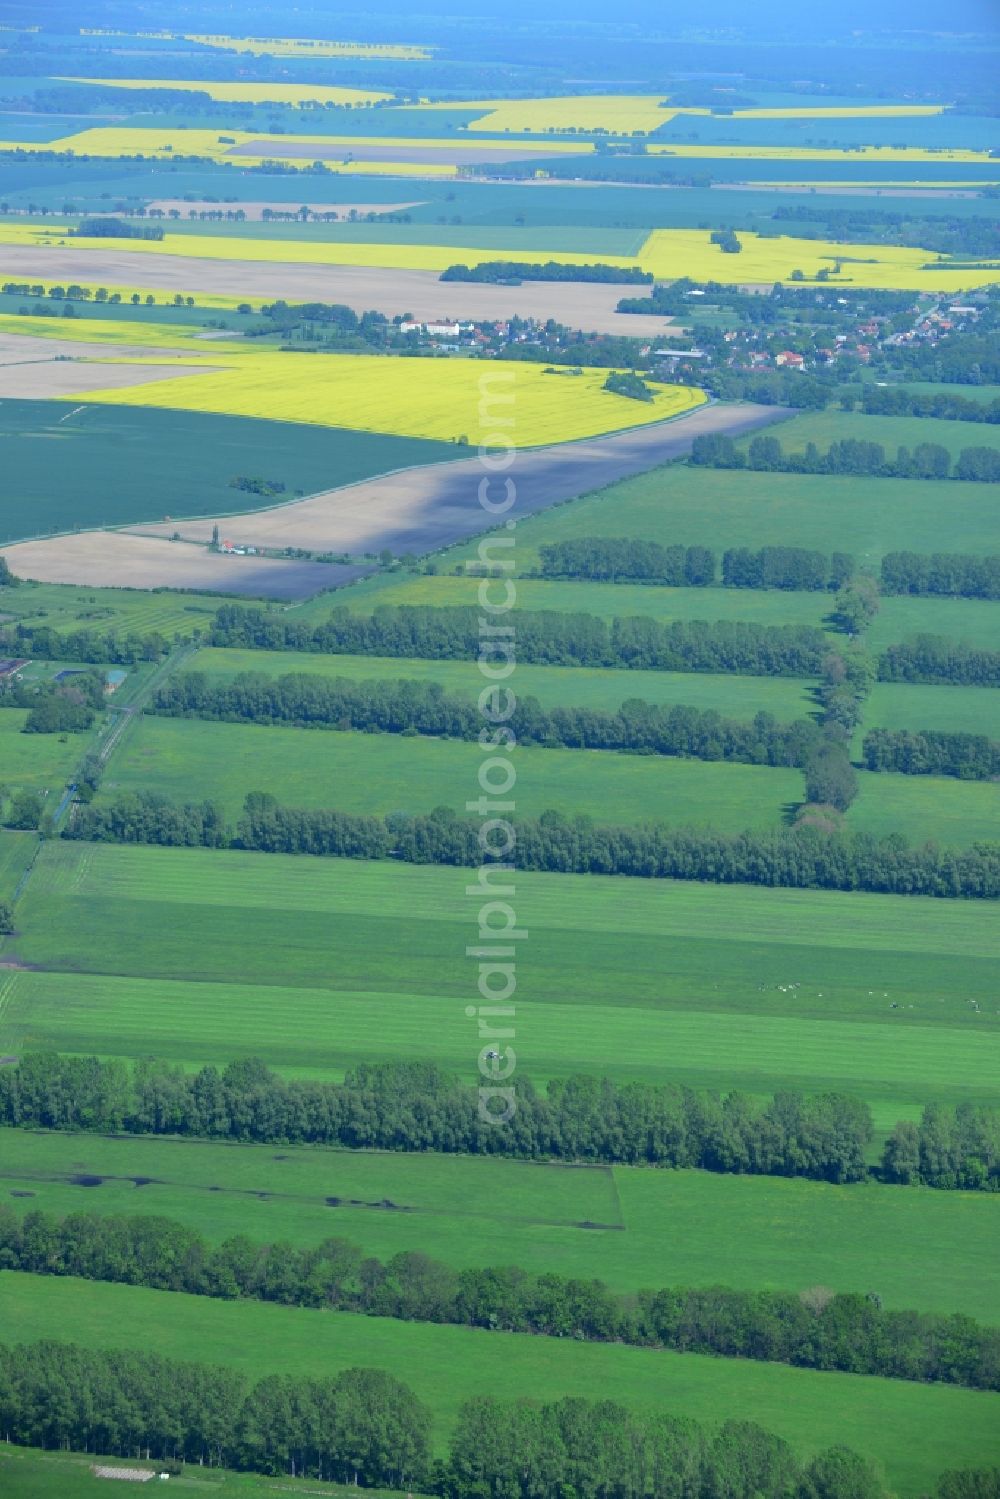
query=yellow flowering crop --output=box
[66,351,706,446]
[4,221,996,293]
[0,314,252,354]
[636,229,1000,292]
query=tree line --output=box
[440,260,652,283]
[0,1342,428,1486]
[879,636,1000,688]
[691,432,1000,483]
[882,1102,1000,1192]
[0,621,169,665]
[863,728,1000,781]
[881,551,1000,600]
[538,538,715,585]
[208,603,831,678]
[74,216,164,241]
[0,1052,873,1183]
[536,538,853,592]
[65,791,1000,901]
[3,1207,998,1394]
[151,669,825,770]
[855,386,1000,425]
[0,1340,895,1499]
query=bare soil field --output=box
[146,199,426,220]
[0,361,215,399]
[0,332,203,365]
[227,141,564,165]
[131,403,790,557]
[0,532,370,599]
[0,248,678,337]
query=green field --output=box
[739,406,1000,461]
[847,768,1000,846]
[2,1273,998,1495]
[102,715,803,827]
[3,842,998,1129]
[1,580,233,640]
[0,708,86,794]
[0,828,35,896]
[869,593,1000,651]
[189,645,819,717]
[341,571,836,627]
[864,681,1000,736]
[0,1445,408,1498]
[430,465,1000,576]
[0,402,459,543]
[4,1130,998,1321]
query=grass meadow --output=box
[868,594,1000,651]
[0,828,35,896]
[0,1447,378,1499]
[102,716,804,827]
[847,770,1000,845]
[441,464,1000,573]
[4,843,999,1127]
[0,710,82,792]
[2,1272,998,1493]
[102,714,997,847]
[3,1130,998,1322]
[1,580,231,639]
[188,646,819,717]
[864,682,1000,737]
[342,572,836,627]
[737,407,1000,462]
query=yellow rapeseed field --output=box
[636,229,1000,292]
[66,351,706,446]
[437,97,946,135]
[4,221,997,293]
[0,283,262,312]
[0,125,585,167]
[450,96,682,135]
[0,314,252,354]
[183,33,433,59]
[0,223,628,274]
[56,78,394,107]
[2,123,981,170]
